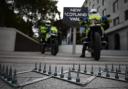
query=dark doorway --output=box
[114,33,120,50]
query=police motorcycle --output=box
[40,23,59,56]
[81,15,110,61]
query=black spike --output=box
[38,63,42,72]
[106,69,110,78]
[48,65,52,75]
[98,67,101,77]
[76,70,80,82]
[3,64,6,78]
[54,66,57,76]
[118,64,121,73]
[115,68,119,79]
[60,66,64,78]
[67,68,72,80]
[104,64,108,72]
[111,64,114,72]
[0,64,2,76]
[5,65,9,79]
[43,64,46,73]
[1,64,4,76]
[78,64,81,72]
[125,66,128,81]
[91,65,93,75]
[8,66,12,81]
[34,63,37,70]
[72,64,75,71]
[84,64,87,74]
[12,69,17,84]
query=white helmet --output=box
[45,20,51,26]
[90,9,97,13]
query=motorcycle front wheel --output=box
[93,32,101,61]
[51,39,58,56]
[41,43,45,54]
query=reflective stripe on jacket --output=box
[40,26,47,33]
[89,13,102,20]
[51,26,58,33]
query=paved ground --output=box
[0,51,128,89]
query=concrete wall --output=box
[0,27,16,51]
[0,27,40,51]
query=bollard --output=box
[111,64,114,72]
[76,70,80,82]
[115,68,119,79]
[34,63,37,71]
[43,64,46,73]
[67,68,72,80]
[84,64,87,74]
[98,67,101,77]
[91,65,94,75]
[8,66,12,81]
[48,65,52,75]
[12,69,17,85]
[38,63,42,72]
[54,66,57,76]
[60,66,64,78]
[72,64,75,71]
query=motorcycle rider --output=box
[39,21,48,42]
[39,20,58,43]
[80,9,109,58]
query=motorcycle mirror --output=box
[80,18,83,21]
[106,14,111,17]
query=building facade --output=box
[83,0,128,50]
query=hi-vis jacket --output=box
[51,26,58,33]
[40,25,58,33]
[89,13,102,20]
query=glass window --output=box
[97,6,100,12]
[124,0,128,3]
[125,10,128,20]
[102,9,106,16]
[102,0,105,6]
[92,4,95,9]
[113,17,120,26]
[97,0,99,4]
[113,0,119,13]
